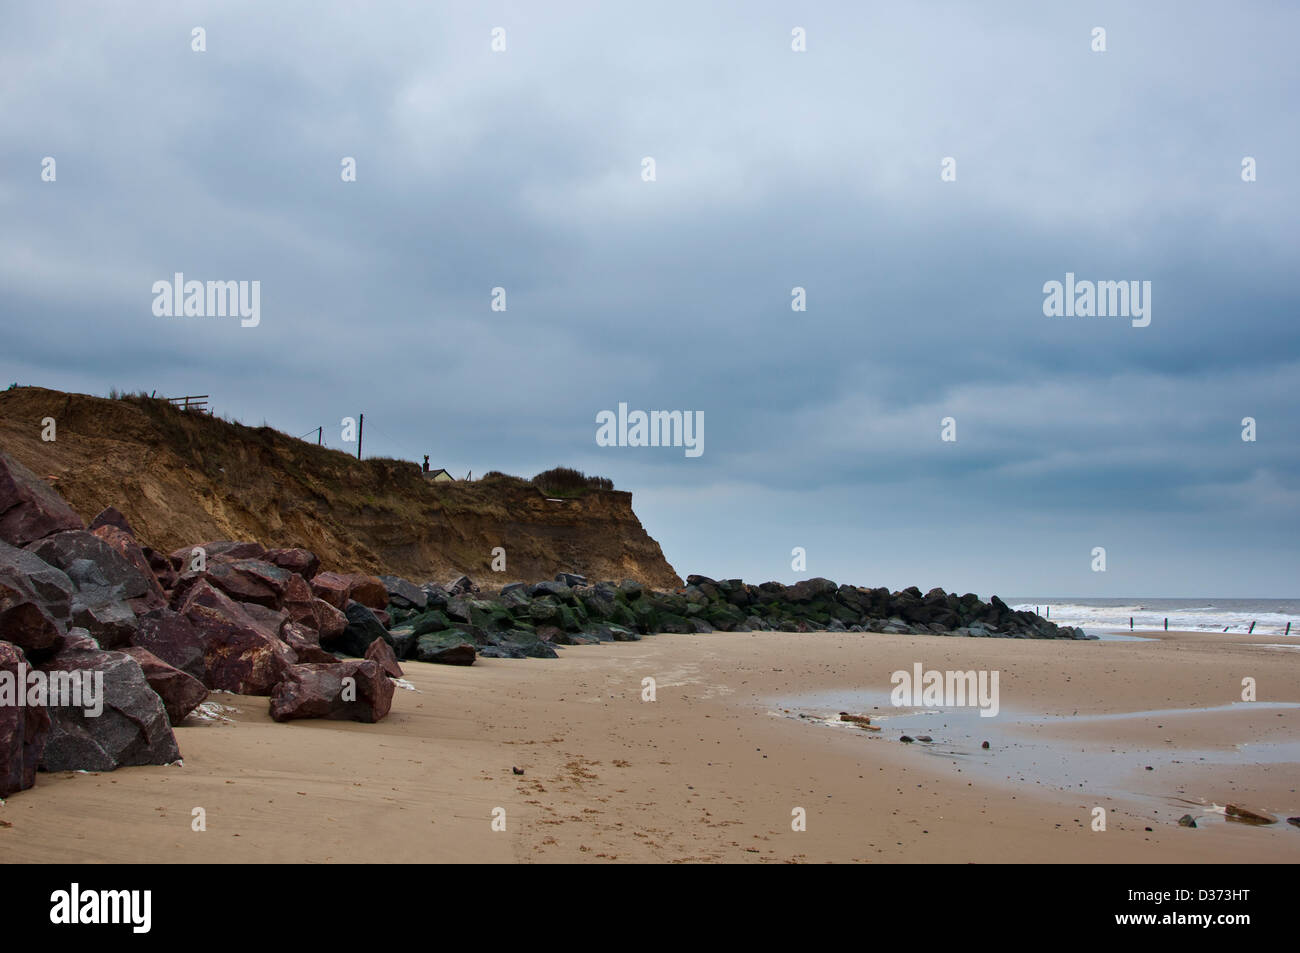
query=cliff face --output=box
[0,387,682,589]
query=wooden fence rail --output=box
[167,394,210,413]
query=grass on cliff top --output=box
[482,466,614,498]
[100,390,609,517]
[2,385,619,520]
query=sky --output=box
[2,1,1297,598]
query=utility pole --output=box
[317,426,322,446]
[357,413,364,460]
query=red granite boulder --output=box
[131,608,206,681]
[87,506,136,536]
[283,573,316,624]
[280,621,339,665]
[0,451,84,547]
[89,524,167,613]
[25,529,159,611]
[310,571,386,611]
[269,659,394,723]
[264,548,320,580]
[347,574,390,610]
[176,581,295,694]
[364,635,403,678]
[170,558,292,610]
[0,539,75,630]
[37,630,180,772]
[308,571,350,610]
[119,646,209,725]
[282,573,348,641]
[0,581,62,652]
[0,640,50,796]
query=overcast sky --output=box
[2,2,1297,597]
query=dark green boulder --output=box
[414,631,476,665]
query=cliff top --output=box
[0,386,682,589]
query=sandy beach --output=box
[2,629,1296,864]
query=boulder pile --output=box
[0,451,398,798]
[369,572,1092,665]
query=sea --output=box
[1007,598,1299,637]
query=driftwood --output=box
[839,712,881,731]
[1225,804,1276,825]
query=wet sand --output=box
[1,629,1297,863]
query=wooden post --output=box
[1164,617,1168,631]
[1287,622,1292,636]
[1130,617,1133,630]
[1248,621,1256,634]
[357,414,364,460]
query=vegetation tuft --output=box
[531,466,614,494]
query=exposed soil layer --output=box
[0,387,681,589]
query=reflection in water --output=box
[766,691,1300,828]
